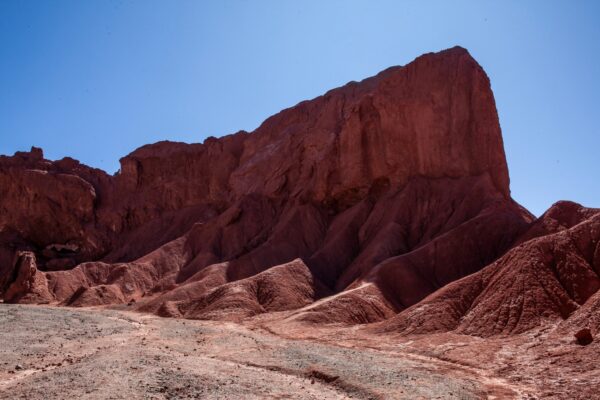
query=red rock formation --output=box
[1,47,538,329]
[140,258,330,320]
[4,252,53,304]
[377,203,600,337]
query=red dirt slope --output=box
[377,202,600,337]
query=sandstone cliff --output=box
[1,47,542,331]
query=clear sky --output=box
[0,1,598,216]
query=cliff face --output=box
[228,46,510,202]
[0,47,535,328]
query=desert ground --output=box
[0,304,528,400]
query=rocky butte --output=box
[1,46,599,399]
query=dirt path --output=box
[0,304,520,399]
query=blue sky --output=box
[0,1,598,216]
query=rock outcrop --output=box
[4,252,54,304]
[1,46,545,330]
[377,202,600,337]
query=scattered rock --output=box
[308,369,340,383]
[575,328,593,346]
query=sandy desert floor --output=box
[0,304,534,400]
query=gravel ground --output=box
[0,304,515,399]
